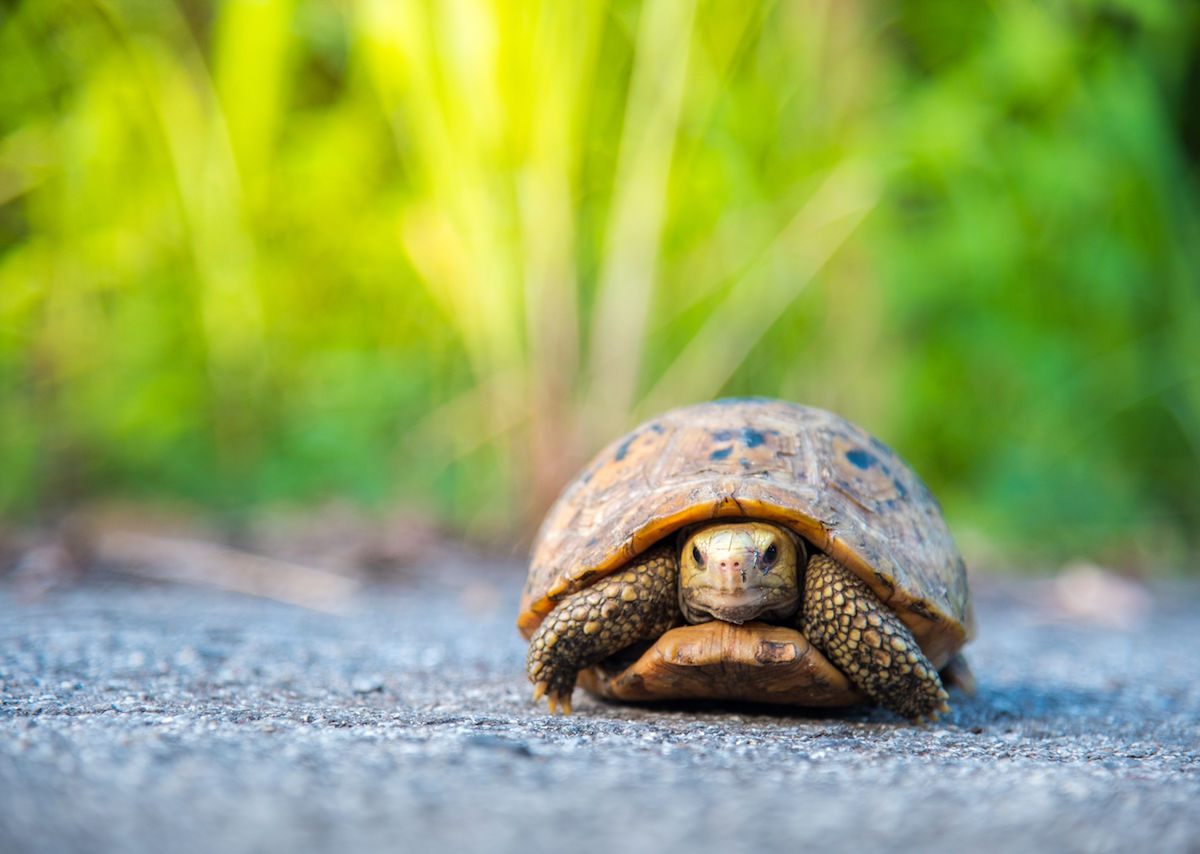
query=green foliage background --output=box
[2,0,1198,568]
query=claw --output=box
[547,695,558,715]
[532,681,547,704]
[938,701,951,715]
[560,694,572,716]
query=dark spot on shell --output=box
[754,641,798,664]
[892,478,907,498]
[907,599,938,621]
[740,427,766,447]
[845,448,876,470]
[614,434,637,462]
[622,672,646,691]
[710,446,733,461]
[739,458,752,469]
[870,435,894,457]
[648,422,665,433]
[711,429,735,441]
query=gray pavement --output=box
[1,557,1198,854]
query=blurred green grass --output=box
[1,0,1198,569]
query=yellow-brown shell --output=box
[519,398,974,667]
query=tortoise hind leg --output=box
[527,544,681,714]
[801,554,950,721]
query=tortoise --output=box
[518,398,974,721]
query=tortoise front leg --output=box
[801,554,950,721]
[527,544,681,714]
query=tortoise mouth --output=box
[580,621,865,706]
[680,588,800,625]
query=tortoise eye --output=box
[762,543,778,566]
[691,545,704,566]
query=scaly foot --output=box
[527,544,680,714]
[801,553,950,721]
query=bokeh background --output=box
[2,0,1198,572]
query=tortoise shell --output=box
[519,398,974,680]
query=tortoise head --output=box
[677,520,803,625]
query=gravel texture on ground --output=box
[1,559,1197,854]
